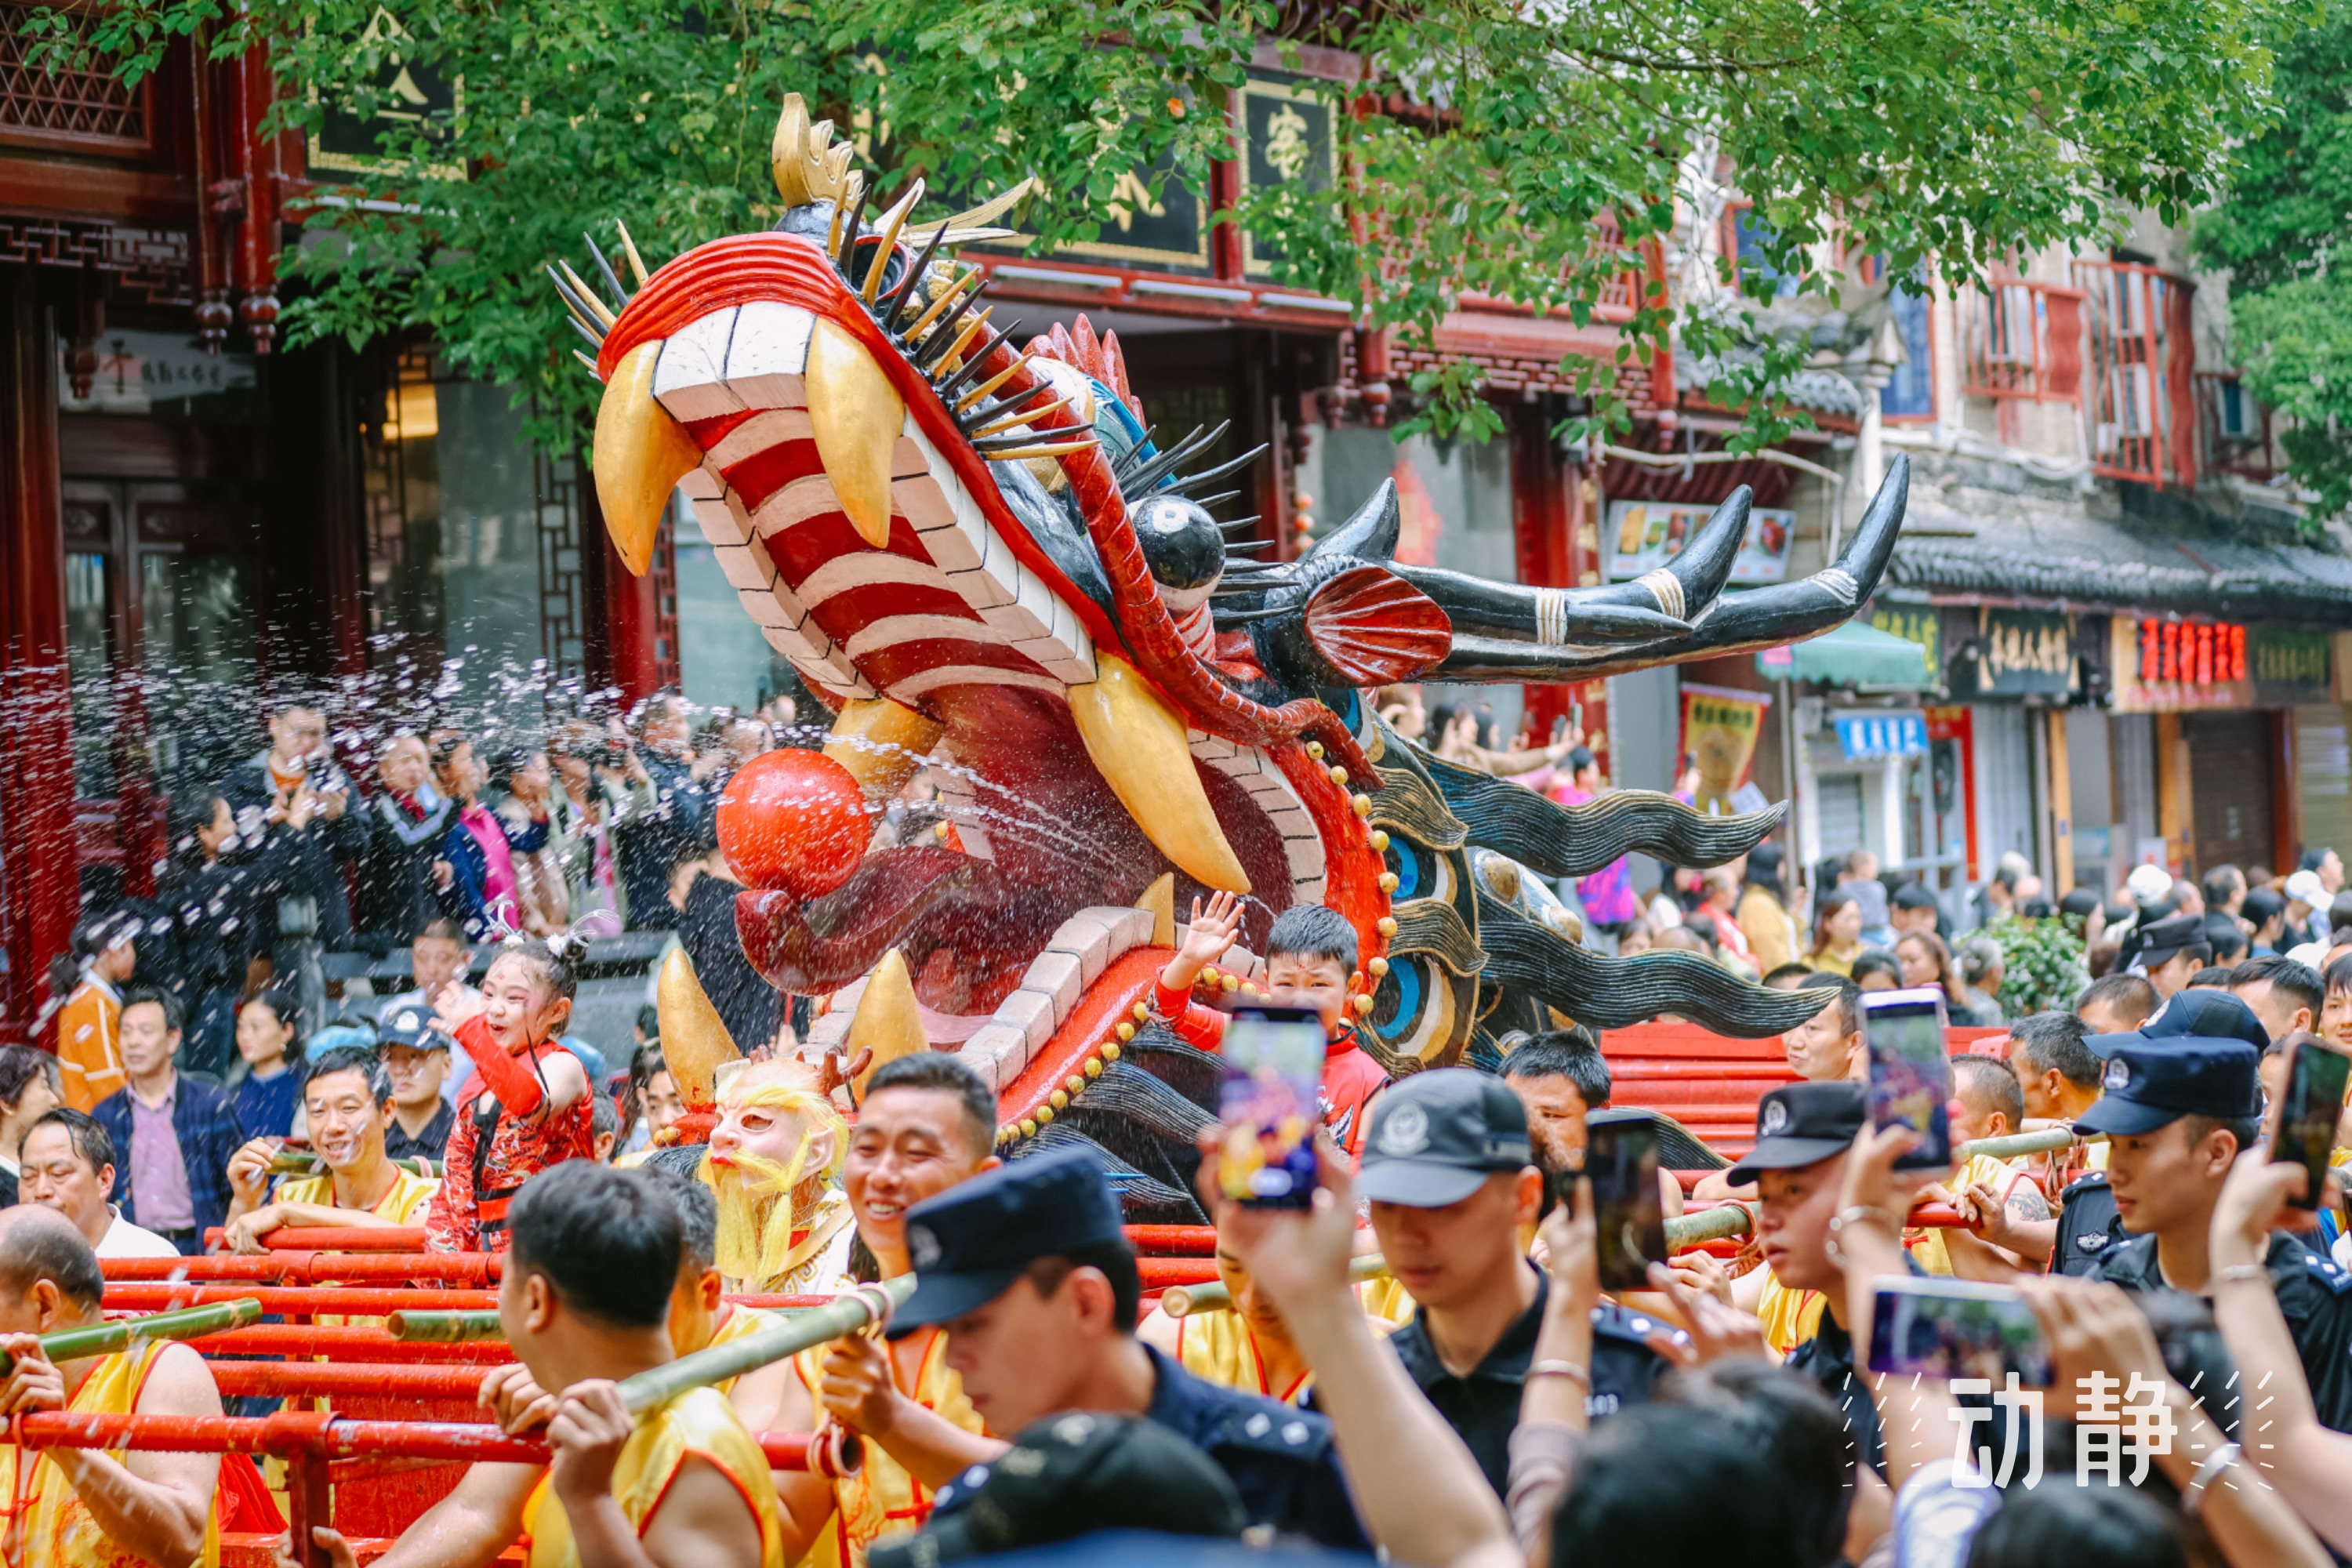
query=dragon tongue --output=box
[591,340,704,575]
[1068,655,1251,895]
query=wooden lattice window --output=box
[0,5,150,151]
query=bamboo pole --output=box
[1959,1127,2104,1160]
[612,1277,914,1414]
[10,1298,265,1369]
[384,1309,505,1343]
[1161,1254,1388,1319]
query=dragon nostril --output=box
[1132,493,1225,593]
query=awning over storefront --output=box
[1756,622,1933,688]
[1886,468,2352,628]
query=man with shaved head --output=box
[0,1205,224,1566]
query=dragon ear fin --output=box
[1302,478,1402,565]
[934,177,1040,233]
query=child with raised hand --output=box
[1154,893,1390,1160]
[423,934,597,1252]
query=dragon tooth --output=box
[1068,655,1251,895]
[846,949,927,1095]
[591,340,704,575]
[822,696,945,804]
[806,318,905,548]
[655,946,739,1106]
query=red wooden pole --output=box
[183,1326,514,1363]
[211,1363,490,1401]
[7,1411,815,1470]
[108,1284,839,1316]
[103,1254,501,1285]
[201,1227,430,1253]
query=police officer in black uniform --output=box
[1341,1070,1675,1497]
[1726,1081,1911,1475]
[2054,991,2277,1275]
[2078,1030,2352,1432]
[891,1146,1367,1548]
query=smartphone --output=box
[1864,986,1954,1170]
[1867,1277,2055,1385]
[1584,1109,1666,1292]
[2271,1037,2351,1210]
[1216,1004,1324,1208]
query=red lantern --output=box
[716,750,872,898]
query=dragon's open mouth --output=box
[583,209,1370,1094]
[556,94,1913,1134]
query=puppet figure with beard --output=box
[701,1059,855,1294]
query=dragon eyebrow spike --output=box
[1119,421,1229,492]
[910,292,990,371]
[920,307,999,382]
[1190,490,1243,510]
[553,260,617,328]
[1161,444,1269,496]
[826,172,872,265]
[1224,539,1277,554]
[933,321,1025,404]
[545,266,609,340]
[1111,420,1189,484]
[572,347,601,376]
[900,268,984,347]
[954,362,1044,420]
[880,219,951,334]
[861,177,927,304]
[1218,514,1262,533]
[568,314,606,355]
[613,220,652,287]
[964,392,1075,441]
[978,438,1096,462]
[582,231,631,305]
[972,420,1094,454]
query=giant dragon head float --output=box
[561,95,1909,1214]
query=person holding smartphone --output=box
[2074,1033,2352,1433]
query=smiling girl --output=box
[422,933,596,1252]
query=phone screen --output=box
[1868,1277,2054,1385]
[2272,1039,2351,1211]
[1217,1005,1325,1208]
[1864,987,1953,1170]
[1585,1110,1665,1291]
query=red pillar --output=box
[585,474,677,706]
[1510,404,1609,770]
[0,272,81,1045]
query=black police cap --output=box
[1356,1068,1534,1208]
[891,1146,1126,1336]
[2073,1038,2263,1138]
[1726,1082,1867,1185]
[869,1411,1246,1568]
[2085,988,2269,1062]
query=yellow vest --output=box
[791,1327,983,1568]
[1755,1274,1827,1357]
[1911,1153,2040,1277]
[1174,1311,1314,1405]
[0,1340,219,1568]
[522,1387,783,1568]
[706,1305,780,1392]
[274,1166,441,1225]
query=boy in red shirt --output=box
[1154,895,1391,1159]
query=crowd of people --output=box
[16,684,2352,1566]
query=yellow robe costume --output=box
[272,1166,441,1225]
[522,1387,784,1568]
[1174,1311,1314,1405]
[791,1326,982,1568]
[0,1339,218,1568]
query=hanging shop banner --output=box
[1962,608,2076,699]
[1834,712,1929,761]
[2108,618,2252,713]
[1678,683,1772,814]
[2249,627,2333,706]
[1869,604,1943,681]
[1607,501,1795,585]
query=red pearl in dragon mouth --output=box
[717,749,871,898]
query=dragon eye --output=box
[1131,493,1225,593]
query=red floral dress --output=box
[424,1020,596,1253]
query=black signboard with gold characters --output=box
[308,6,461,179]
[1236,73,1335,278]
[1958,608,2077,699]
[971,141,1210,274]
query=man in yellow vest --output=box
[221,1044,441,1250]
[0,1204,223,1568]
[771,1053,1001,1568]
[284,1163,782,1568]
